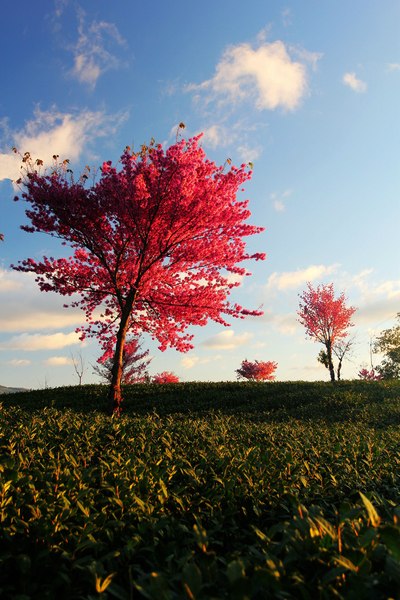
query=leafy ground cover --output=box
[0,381,400,598]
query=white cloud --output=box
[70,8,127,88]
[237,143,263,163]
[1,331,81,352]
[0,269,85,332]
[271,313,299,336]
[270,189,292,212]
[0,269,24,292]
[187,38,319,112]
[201,124,226,148]
[202,329,253,350]
[387,63,400,72]
[274,200,285,212]
[180,355,213,369]
[343,72,367,93]
[266,264,340,291]
[349,271,400,327]
[0,106,128,182]
[198,120,264,159]
[44,356,73,366]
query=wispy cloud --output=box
[69,8,127,88]
[348,270,400,327]
[180,355,213,369]
[0,269,86,332]
[343,72,367,93]
[1,331,81,352]
[202,329,253,350]
[7,359,32,366]
[271,313,299,336]
[266,264,340,291]
[193,119,264,161]
[44,356,73,366]
[0,106,128,181]
[281,8,293,27]
[187,38,320,112]
[387,63,400,72]
[270,189,293,212]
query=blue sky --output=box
[0,0,399,388]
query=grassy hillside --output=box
[1,381,399,599]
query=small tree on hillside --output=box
[93,336,152,384]
[358,368,382,381]
[152,371,179,383]
[70,349,86,385]
[236,359,277,381]
[298,283,356,382]
[374,314,400,379]
[12,131,265,414]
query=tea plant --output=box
[0,381,399,598]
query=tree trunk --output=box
[336,357,343,381]
[107,291,136,415]
[326,341,336,383]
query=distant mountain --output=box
[0,385,27,394]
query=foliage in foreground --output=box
[0,381,400,599]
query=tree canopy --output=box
[374,313,400,379]
[236,359,277,381]
[13,134,265,412]
[298,283,356,382]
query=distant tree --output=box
[374,314,400,379]
[236,359,277,381]
[152,371,179,383]
[70,350,86,385]
[358,368,383,381]
[12,131,265,414]
[94,336,151,384]
[298,283,356,382]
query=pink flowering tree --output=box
[358,368,383,381]
[298,283,356,382]
[152,371,179,384]
[236,359,277,381]
[13,132,265,414]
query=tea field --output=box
[1,381,400,599]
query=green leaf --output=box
[227,559,246,584]
[385,554,400,584]
[359,492,381,527]
[182,563,202,596]
[333,555,358,573]
[381,526,400,561]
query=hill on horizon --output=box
[0,385,28,394]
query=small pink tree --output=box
[298,283,356,382]
[358,368,382,381]
[152,371,179,383]
[236,359,277,381]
